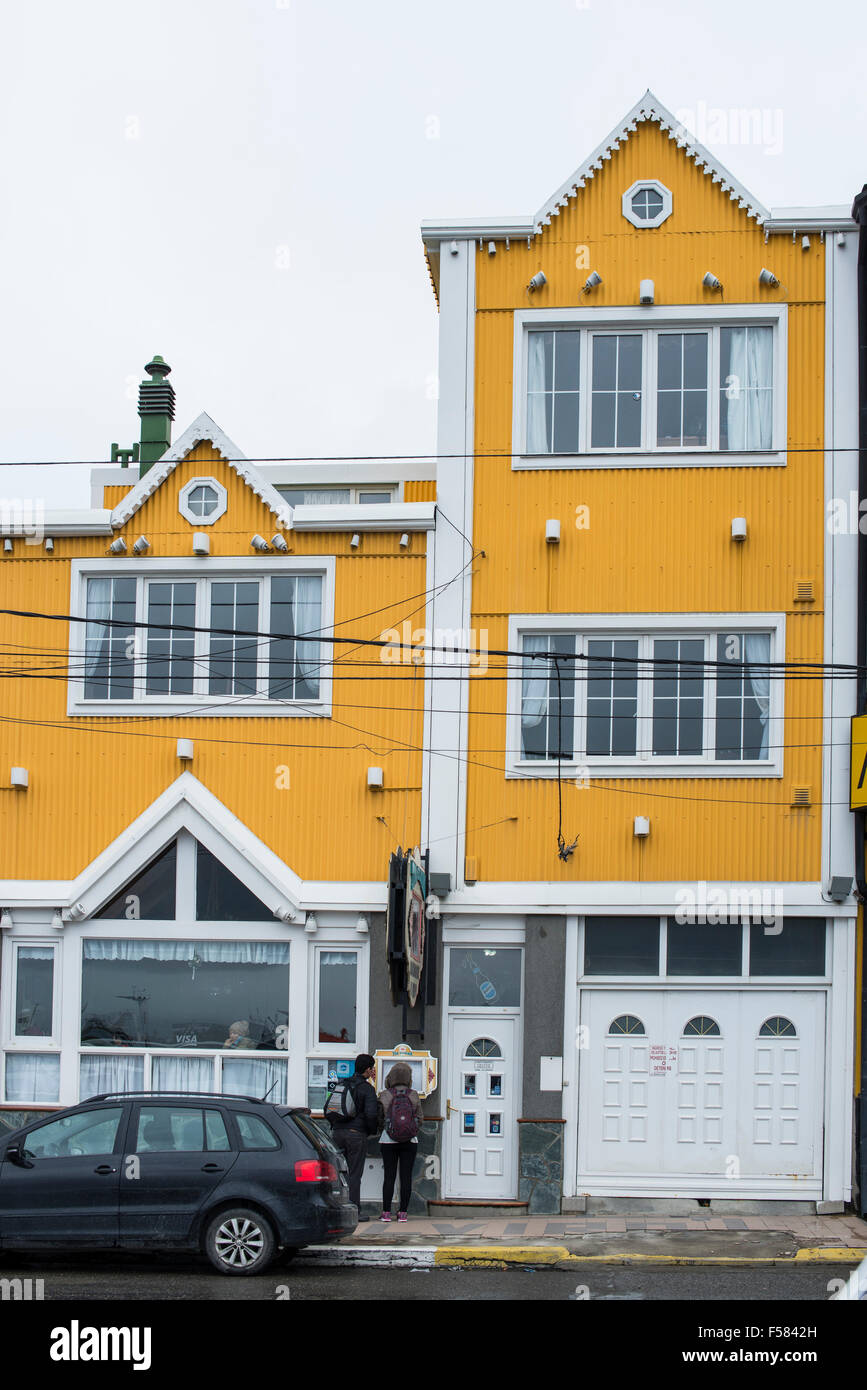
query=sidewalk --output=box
[301,1211,867,1268]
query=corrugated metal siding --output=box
[404,480,436,502]
[467,122,825,882]
[0,449,428,880]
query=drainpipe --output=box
[852,185,867,1214]
[137,355,175,475]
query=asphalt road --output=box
[0,1254,858,1300]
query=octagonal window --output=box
[621,180,672,230]
[178,477,228,526]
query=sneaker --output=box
[397,1212,408,1223]
[379,1211,391,1222]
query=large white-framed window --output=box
[507,613,785,778]
[276,485,397,506]
[512,305,787,468]
[67,557,335,717]
[0,941,62,1105]
[305,940,369,1112]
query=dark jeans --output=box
[332,1125,368,1208]
[381,1141,417,1213]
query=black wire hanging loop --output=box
[553,652,579,861]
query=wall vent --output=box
[465,855,478,885]
[793,580,815,603]
[791,786,812,807]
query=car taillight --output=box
[294,1159,338,1183]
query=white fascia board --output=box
[766,207,855,232]
[421,217,534,244]
[290,502,436,532]
[426,883,855,914]
[258,462,437,486]
[1,510,113,537]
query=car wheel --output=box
[204,1207,276,1276]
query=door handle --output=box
[446,1099,456,1119]
[201,1163,223,1172]
[93,1165,117,1175]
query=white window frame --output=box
[178,476,228,526]
[506,612,785,779]
[308,943,366,1057]
[67,556,335,718]
[621,179,673,229]
[2,939,61,1050]
[512,304,787,469]
[276,485,397,506]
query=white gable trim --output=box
[110,412,293,529]
[535,90,769,232]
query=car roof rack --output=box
[86,1091,266,1105]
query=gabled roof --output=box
[536,90,769,231]
[110,412,293,529]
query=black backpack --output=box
[323,1076,358,1125]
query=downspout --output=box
[852,185,867,1214]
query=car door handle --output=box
[201,1163,223,1172]
[94,1165,117,1175]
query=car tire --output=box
[204,1207,276,1276]
[279,1246,298,1265]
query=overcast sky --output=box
[1,0,865,509]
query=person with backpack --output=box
[323,1053,378,1219]
[377,1061,422,1222]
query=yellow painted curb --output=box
[793,1247,867,1263]
[434,1245,570,1266]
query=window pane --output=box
[146,582,196,694]
[358,491,392,504]
[269,575,322,700]
[15,947,54,1036]
[521,634,575,760]
[666,922,742,975]
[448,948,521,1006]
[657,334,707,447]
[652,638,704,756]
[195,841,272,920]
[552,392,580,453]
[618,336,642,390]
[235,1113,280,1149]
[527,391,552,452]
[585,639,638,756]
[222,1059,287,1105]
[592,335,616,389]
[22,1106,123,1157]
[277,488,350,506]
[590,390,615,448]
[4,1053,60,1103]
[719,325,774,450]
[749,919,826,975]
[84,577,136,700]
[152,1056,214,1092]
[591,336,642,448]
[81,937,289,1049]
[209,581,260,696]
[95,841,177,920]
[136,1107,206,1152]
[616,390,641,447]
[584,918,659,975]
[715,633,769,760]
[79,1054,144,1099]
[318,951,357,1044]
[206,1110,231,1149]
[554,331,580,390]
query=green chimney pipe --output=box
[137,355,175,474]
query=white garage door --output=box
[577,990,825,1197]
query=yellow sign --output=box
[850,716,867,809]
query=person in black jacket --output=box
[329,1053,378,1219]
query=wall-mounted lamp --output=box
[639,279,655,305]
[545,519,561,544]
[10,766,29,789]
[109,537,127,555]
[177,738,194,762]
[0,909,12,930]
[44,537,54,553]
[583,271,602,293]
[304,913,318,934]
[271,534,289,553]
[50,908,64,930]
[367,767,384,790]
[399,533,410,549]
[192,533,210,556]
[801,235,811,251]
[251,534,270,552]
[487,241,496,256]
[356,914,369,934]
[3,539,12,554]
[528,271,547,293]
[731,517,747,542]
[449,240,459,256]
[702,271,723,292]
[758,267,779,288]
[350,533,360,549]
[836,232,847,248]
[133,536,150,555]
[633,816,650,838]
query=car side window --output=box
[135,1107,207,1153]
[22,1107,124,1160]
[205,1109,231,1151]
[235,1113,280,1150]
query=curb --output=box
[299,1243,867,1270]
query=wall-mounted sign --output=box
[851,715,867,809]
[374,1042,438,1098]
[405,848,427,1007]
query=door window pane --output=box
[448,949,522,1007]
[667,922,742,975]
[15,947,54,1036]
[591,335,642,448]
[656,333,708,446]
[652,638,704,755]
[318,951,357,1044]
[208,581,260,695]
[4,1053,60,1103]
[749,919,826,975]
[145,582,196,694]
[22,1107,123,1158]
[84,577,136,699]
[715,633,770,760]
[95,841,177,920]
[586,639,639,756]
[520,634,575,759]
[583,918,659,975]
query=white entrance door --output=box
[578,990,825,1196]
[443,1016,516,1198]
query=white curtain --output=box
[320,950,357,965]
[223,1057,287,1103]
[723,327,773,449]
[79,1053,144,1099]
[526,334,550,453]
[521,635,549,738]
[83,940,289,965]
[19,946,54,961]
[744,633,771,758]
[84,578,112,680]
[5,1053,60,1103]
[295,575,323,687]
[152,1056,215,1092]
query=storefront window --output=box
[583,918,660,975]
[448,949,522,1007]
[15,946,54,1036]
[318,951,357,1043]
[80,940,289,1050]
[5,1053,61,1103]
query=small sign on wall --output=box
[540,1055,563,1091]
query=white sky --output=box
[1,0,865,508]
